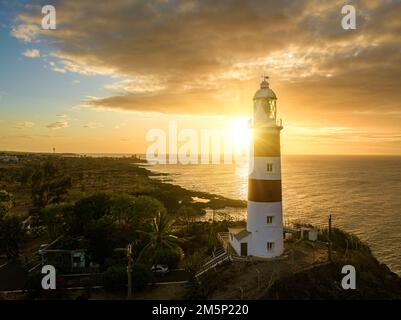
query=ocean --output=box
[145,155,401,276]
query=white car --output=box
[38,244,48,255]
[151,264,169,275]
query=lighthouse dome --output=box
[254,77,277,100]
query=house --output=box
[228,227,251,256]
[300,227,318,241]
[71,250,86,268]
[0,155,19,163]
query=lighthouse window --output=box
[266,163,273,172]
[266,216,273,224]
[267,242,275,251]
[269,100,276,119]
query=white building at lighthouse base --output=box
[228,201,284,258]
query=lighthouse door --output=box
[240,243,248,256]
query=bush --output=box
[319,227,371,254]
[183,251,206,278]
[84,217,117,266]
[132,263,154,290]
[103,264,154,292]
[67,193,112,235]
[152,247,183,269]
[103,266,127,292]
[25,272,42,293]
[0,214,25,258]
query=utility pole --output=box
[255,268,261,289]
[127,244,133,299]
[239,286,244,300]
[328,214,332,262]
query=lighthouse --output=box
[228,77,284,258]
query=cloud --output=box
[9,0,401,122]
[115,122,126,129]
[105,77,167,94]
[49,61,66,73]
[46,121,69,129]
[15,121,35,129]
[11,23,40,42]
[83,122,103,129]
[23,49,40,58]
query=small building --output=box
[71,250,86,269]
[228,227,251,256]
[39,246,88,270]
[300,227,318,241]
[0,155,19,163]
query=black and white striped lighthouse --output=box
[247,76,284,257]
[228,77,284,258]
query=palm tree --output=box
[138,210,182,263]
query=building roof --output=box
[254,77,277,99]
[229,227,251,241]
[254,87,277,100]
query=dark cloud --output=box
[11,0,401,121]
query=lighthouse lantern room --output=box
[228,76,284,258]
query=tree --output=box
[103,266,127,292]
[132,263,155,290]
[138,210,183,266]
[0,189,13,204]
[84,216,117,266]
[0,214,25,258]
[30,160,72,209]
[0,190,13,219]
[110,194,137,224]
[183,251,206,279]
[40,203,73,239]
[66,193,112,235]
[132,195,166,226]
[0,190,24,258]
[177,205,197,233]
[152,246,182,268]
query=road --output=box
[153,269,190,283]
[0,263,190,292]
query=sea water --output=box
[147,155,401,275]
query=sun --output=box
[227,117,252,156]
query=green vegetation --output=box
[0,190,25,258]
[0,155,245,297]
[1,154,400,300]
[138,210,183,266]
[23,160,72,210]
[103,264,154,292]
[0,214,25,259]
[0,190,13,218]
[320,227,371,254]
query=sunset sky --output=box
[0,0,401,155]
